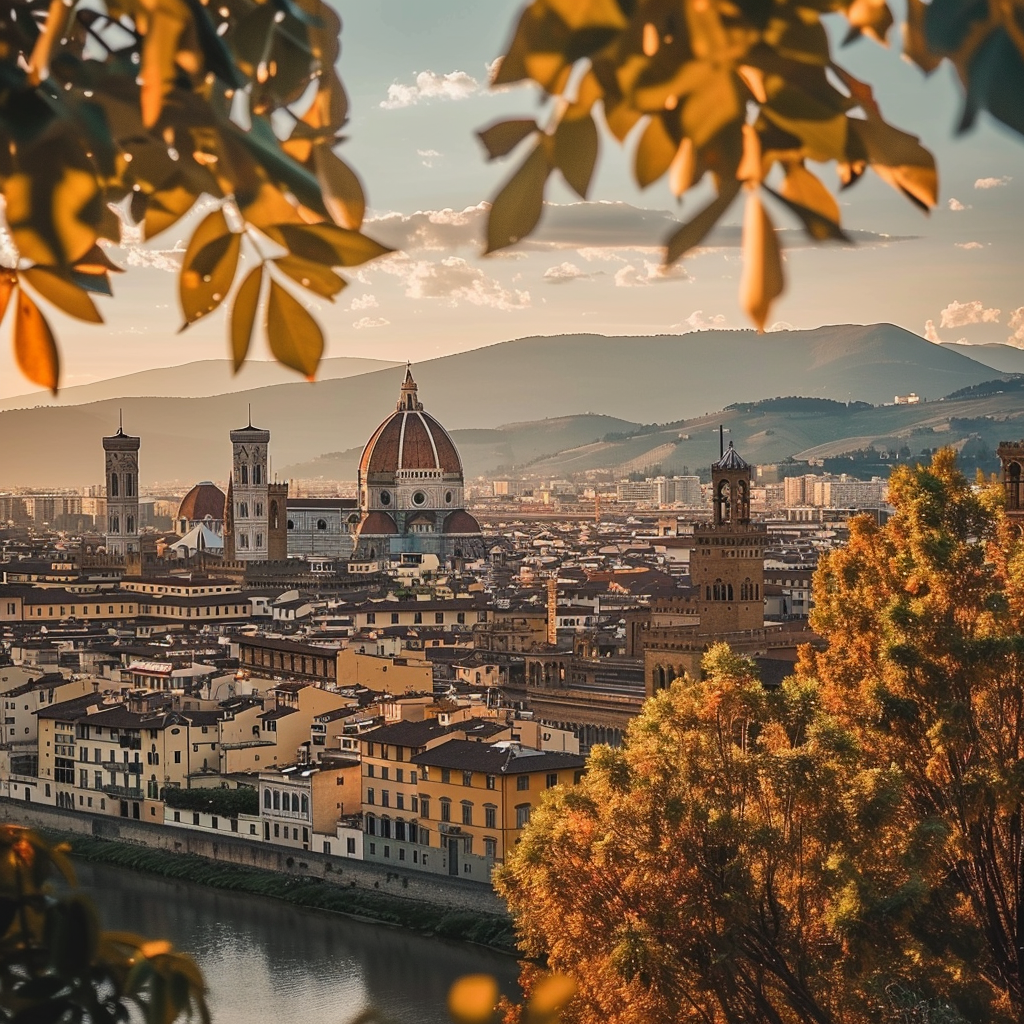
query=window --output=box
[461,801,473,826]
[546,773,558,789]
[317,519,327,531]
[174,751,181,764]
[381,790,390,808]
[413,612,422,625]
[440,799,451,823]
[380,766,389,781]
[484,837,497,859]
[264,790,271,808]
[367,612,376,625]
[456,612,466,625]
[462,771,473,787]
[396,768,404,783]
[254,465,262,485]
[396,793,404,810]
[346,837,356,854]
[485,805,496,829]
[516,804,531,829]
[486,775,496,790]
[391,613,399,625]
[366,763,375,778]
[441,768,451,784]
[517,775,530,791]
[366,815,376,836]
[420,797,430,819]
[366,788,375,805]
[109,473,118,497]
[435,612,444,624]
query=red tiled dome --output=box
[443,510,481,534]
[177,482,225,522]
[358,510,398,535]
[359,368,462,477]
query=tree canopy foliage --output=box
[499,451,1024,1024]
[162,785,258,817]
[0,0,1023,390]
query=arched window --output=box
[301,794,309,815]
[270,501,279,530]
[264,789,271,808]
[272,790,280,810]
[727,583,734,601]
[125,475,134,497]
[109,473,118,497]
[126,516,135,534]
[253,465,262,485]
[111,516,120,534]
[317,519,327,530]
[240,465,248,484]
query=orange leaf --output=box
[13,288,60,393]
[739,190,785,331]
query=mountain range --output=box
[0,324,1020,488]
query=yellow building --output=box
[336,648,433,693]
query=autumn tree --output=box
[1,0,1023,391]
[805,449,1024,1021]
[496,645,980,1024]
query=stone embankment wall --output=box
[0,800,507,920]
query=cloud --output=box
[955,242,984,250]
[940,299,1000,328]
[417,149,441,168]
[975,176,1012,189]
[767,321,795,333]
[543,262,591,283]
[614,260,689,287]
[948,198,968,211]
[675,310,728,331]
[378,254,530,310]
[380,71,478,109]
[349,294,378,311]
[924,319,942,343]
[366,200,910,258]
[353,317,389,329]
[1009,308,1024,346]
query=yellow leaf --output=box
[780,164,841,226]
[526,974,576,1024]
[447,974,499,1024]
[545,0,627,30]
[313,146,366,230]
[266,279,323,378]
[230,265,262,372]
[21,267,103,323]
[140,940,173,959]
[668,137,697,197]
[634,116,677,189]
[553,112,598,198]
[849,116,937,210]
[484,144,550,254]
[179,208,240,326]
[902,0,942,73]
[239,184,305,230]
[141,9,186,128]
[274,254,347,300]
[269,224,392,268]
[681,72,743,149]
[846,0,894,45]
[0,273,16,326]
[664,177,741,264]
[739,190,785,331]
[477,119,540,161]
[13,288,60,394]
[145,178,200,239]
[736,124,763,184]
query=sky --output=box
[0,0,1021,398]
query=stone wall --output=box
[0,800,506,919]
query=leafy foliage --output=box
[162,785,258,817]
[805,448,1024,1020]
[497,645,979,1024]
[0,0,389,391]
[481,0,1024,328]
[0,824,209,1024]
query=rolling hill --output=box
[0,324,1008,487]
[940,343,1024,375]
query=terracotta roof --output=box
[177,482,226,522]
[443,510,481,534]
[357,510,398,535]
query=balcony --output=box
[103,784,144,800]
[119,736,142,750]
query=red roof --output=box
[177,482,225,522]
[443,510,481,534]
[358,511,399,535]
[359,410,462,476]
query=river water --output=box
[75,862,521,1024]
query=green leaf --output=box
[230,265,263,372]
[477,119,539,160]
[266,279,324,378]
[664,177,741,264]
[273,254,347,299]
[485,144,550,254]
[554,112,598,198]
[21,266,103,323]
[179,208,241,326]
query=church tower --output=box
[228,416,270,562]
[689,441,765,635]
[102,419,140,559]
[998,441,1024,531]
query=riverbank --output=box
[0,801,517,953]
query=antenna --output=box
[247,403,252,428]
[719,425,724,459]
[118,408,123,435]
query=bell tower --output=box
[690,440,765,635]
[998,441,1024,530]
[102,416,140,559]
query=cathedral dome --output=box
[358,510,398,536]
[177,482,226,522]
[359,367,462,478]
[443,510,481,534]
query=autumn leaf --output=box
[739,190,785,330]
[265,279,323,378]
[13,288,60,394]
[22,267,103,323]
[553,112,598,198]
[485,144,550,254]
[230,265,263,372]
[478,119,539,160]
[313,146,366,230]
[179,208,241,327]
[448,975,499,1024]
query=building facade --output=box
[103,424,140,557]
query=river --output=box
[75,862,521,1024]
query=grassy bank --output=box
[56,832,517,953]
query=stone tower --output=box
[267,481,289,560]
[228,417,270,562]
[689,441,765,635]
[102,419,140,558]
[998,440,1024,530]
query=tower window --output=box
[253,465,262,485]
[125,476,134,497]
[240,465,248,485]
[109,474,118,497]
[379,491,391,506]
